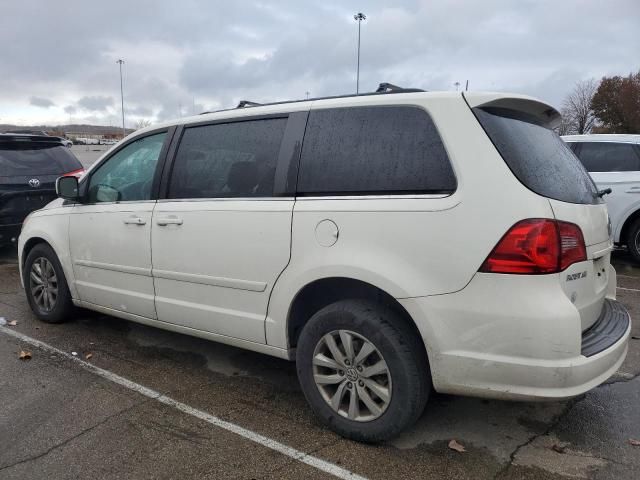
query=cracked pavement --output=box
[1,244,639,479]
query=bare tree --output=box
[135,119,152,130]
[556,112,573,136]
[560,79,598,134]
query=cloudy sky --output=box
[1,0,638,127]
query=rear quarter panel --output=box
[265,94,555,348]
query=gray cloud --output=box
[128,105,153,117]
[29,96,55,108]
[77,95,114,111]
[1,0,638,126]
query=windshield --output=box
[0,144,81,177]
[474,107,600,205]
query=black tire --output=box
[296,299,430,442]
[24,243,75,323]
[626,218,640,263]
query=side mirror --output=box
[56,176,79,201]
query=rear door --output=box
[467,94,610,330]
[572,141,640,242]
[151,113,304,343]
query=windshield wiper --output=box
[597,188,612,198]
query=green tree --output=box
[591,70,640,133]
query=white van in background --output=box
[563,135,640,261]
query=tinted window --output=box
[88,132,166,202]
[169,118,287,199]
[0,144,81,177]
[474,107,599,205]
[297,106,456,195]
[574,142,640,172]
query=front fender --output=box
[18,212,76,298]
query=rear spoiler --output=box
[462,92,561,129]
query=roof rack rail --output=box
[198,83,426,115]
[375,82,424,93]
[237,100,262,108]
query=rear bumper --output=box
[399,276,631,401]
[582,299,630,357]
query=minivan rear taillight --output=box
[64,168,85,178]
[479,219,587,274]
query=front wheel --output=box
[296,299,430,442]
[24,243,75,323]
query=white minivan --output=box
[18,86,630,442]
[563,135,640,262]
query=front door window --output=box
[87,132,166,203]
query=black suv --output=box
[0,134,83,246]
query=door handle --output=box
[123,216,146,225]
[625,186,640,193]
[156,216,183,226]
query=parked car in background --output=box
[19,87,629,442]
[0,134,84,246]
[55,137,73,148]
[563,135,640,261]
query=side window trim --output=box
[274,111,308,196]
[78,127,174,203]
[159,113,299,200]
[633,144,640,169]
[158,125,184,199]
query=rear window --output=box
[0,144,81,177]
[297,106,456,195]
[573,142,640,172]
[474,107,600,205]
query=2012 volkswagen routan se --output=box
[18,84,631,442]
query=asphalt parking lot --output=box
[70,144,110,169]
[1,241,639,480]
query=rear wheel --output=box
[24,243,74,323]
[296,299,430,442]
[626,218,640,263]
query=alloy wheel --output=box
[312,329,392,422]
[29,257,58,312]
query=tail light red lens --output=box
[479,219,587,274]
[64,168,85,178]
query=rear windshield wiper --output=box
[597,188,612,198]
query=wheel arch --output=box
[20,233,77,299]
[21,236,51,269]
[286,277,428,361]
[619,208,640,246]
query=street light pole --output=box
[354,12,366,94]
[116,59,126,138]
